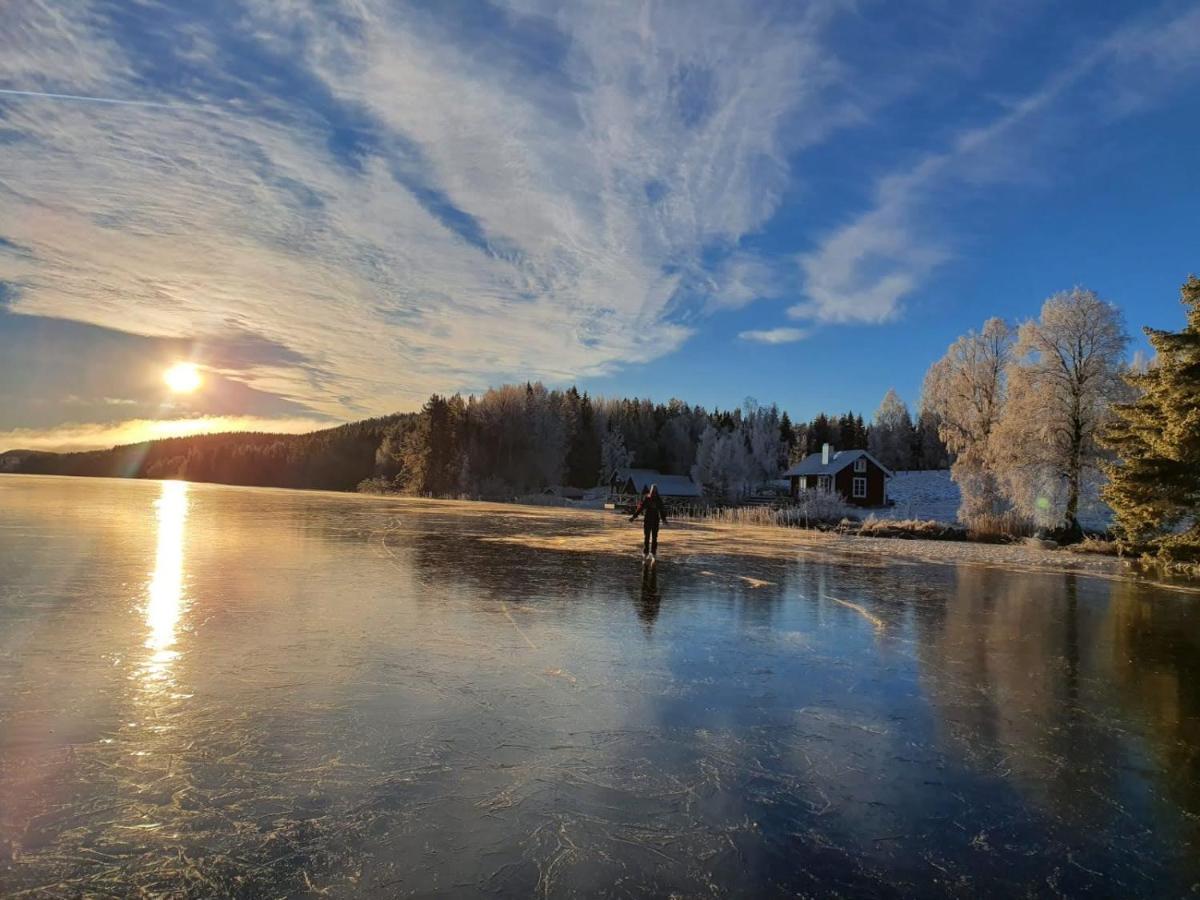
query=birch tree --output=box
[991,288,1128,535]
[922,317,1013,520]
[743,400,784,487]
[599,426,633,484]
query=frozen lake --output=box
[1,475,1198,897]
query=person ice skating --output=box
[630,483,668,561]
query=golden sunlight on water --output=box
[142,480,189,688]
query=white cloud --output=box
[739,327,810,345]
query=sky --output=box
[1,0,1198,451]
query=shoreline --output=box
[3,473,1192,591]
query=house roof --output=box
[616,468,704,497]
[783,449,893,478]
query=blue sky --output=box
[1,0,1198,449]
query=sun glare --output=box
[164,362,202,393]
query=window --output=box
[852,477,867,499]
[854,458,867,473]
[818,475,832,492]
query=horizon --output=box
[0,384,854,455]
[3,1,1199,453]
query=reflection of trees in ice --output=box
[915,566,1200,843]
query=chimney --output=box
[821,443,832,465]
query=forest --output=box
[320,386,946,500]
[0,415,414,492]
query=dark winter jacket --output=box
[630,494,668,528]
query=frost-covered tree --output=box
[991,288,1128,535]
[868,389,916,471]
[599,426,633,484]
[743,399,784,487]
[691,424,751,500]
[922,317,1013,520]
[1102,275,1200,561]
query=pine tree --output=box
[779,411,795,460]
[1102,275,1200,562]
[809,413,832,453]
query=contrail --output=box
[0,87,194,111]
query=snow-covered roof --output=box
[783,449,893,478]
[616,468,704,497]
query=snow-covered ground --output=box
[877,470,962,523]
[875,470,1113,530]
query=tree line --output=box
[361,384,949,500]
[1,415,414,492]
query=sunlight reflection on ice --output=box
[142,480,188,687]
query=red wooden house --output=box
[784,444,892,507]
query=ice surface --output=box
[1,475,1197,897]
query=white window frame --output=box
[818,475,832,492]
[852,476,867,499]
[854,458,867,473]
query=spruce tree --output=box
[1102,275,1200,561]
[779,411,795,458]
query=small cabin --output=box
[783,444,891,507]
[609,468,704,500]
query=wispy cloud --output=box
[0,87,190,110]
[788,4,1200,329]
[739,327,810,345]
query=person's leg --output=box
[643,524,651,556]
[650,523,659,555]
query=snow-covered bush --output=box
[778,489,858,526]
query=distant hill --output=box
[0,414,417,492]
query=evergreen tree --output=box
[809,413,832,453]
[914,406,949,470]
[836,413,852,448]
[779,411,795,460]
[869,389,915,470]
[566,391,602,487]
[1102,275,1200,561]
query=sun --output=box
[164,362,202,394]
